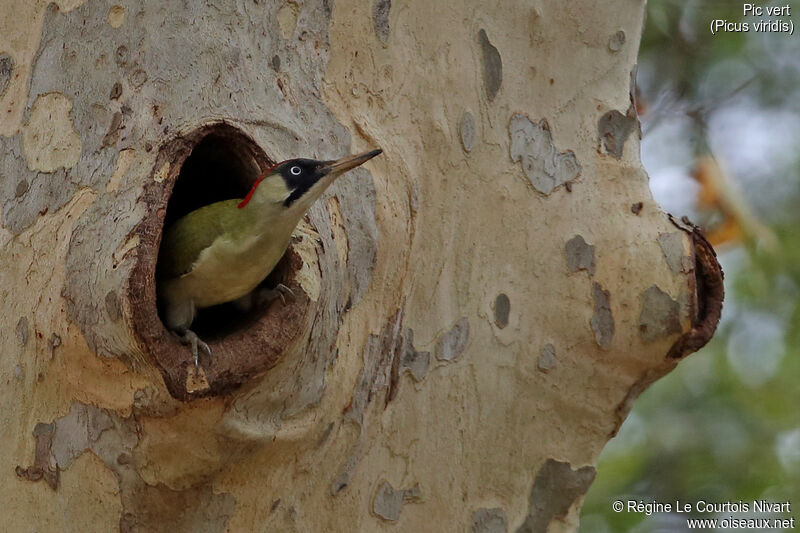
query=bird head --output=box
[238,149,382,210]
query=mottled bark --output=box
[0,1,721,532]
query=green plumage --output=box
[155,149,381,371]
[158,199,245,279]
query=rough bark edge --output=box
[666,215,725,359]
[610,216,724,436]
[127,122,313,401]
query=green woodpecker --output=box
[157,148,382,370]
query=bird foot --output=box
[258,283,295,306]
[177,329,211,376]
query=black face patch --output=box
[278,158,327,207]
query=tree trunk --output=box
[0,1,722,532]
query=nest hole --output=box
[161,131,263,228]
[187,258,295,341]
[155,126,295,340]
[131,122,311,399]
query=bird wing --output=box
[157,199,241,279]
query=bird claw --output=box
[275,283,295,305]
[178,329,212,376]
[260,283,295,306]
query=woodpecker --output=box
[157,149,382,371]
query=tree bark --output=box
[0,1,722,532]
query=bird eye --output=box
[290,166,302,176]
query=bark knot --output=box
[665,216,725,358]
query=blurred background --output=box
[580,1,800,531]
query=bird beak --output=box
[321,149,382,176]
